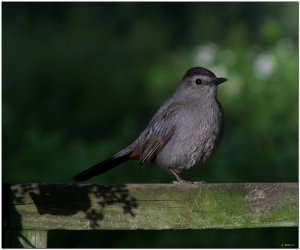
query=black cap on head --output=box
[183,67,216,79]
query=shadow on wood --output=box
[3,183,298,248]
[3,184,138,247]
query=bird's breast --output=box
[155,99,224,170]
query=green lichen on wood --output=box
[4,183,298,230]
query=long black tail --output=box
[72,152,131,181]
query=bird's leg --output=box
[169,167,206,185]
[169,168,189,184]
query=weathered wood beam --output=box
[4,183,298,230]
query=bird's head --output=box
[175,67,227,100]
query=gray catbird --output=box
[72,67,227,183]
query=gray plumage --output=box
[72,67,227,183]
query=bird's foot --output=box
[169,167,206,185]
[172,180,206,185]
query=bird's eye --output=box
[195,78,202,85]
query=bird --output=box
[72,67,227,183]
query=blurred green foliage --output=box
[3,2,298,248]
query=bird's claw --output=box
[172,180,206,185]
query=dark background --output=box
[3,2,298,248]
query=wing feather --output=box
[137,101,179,170]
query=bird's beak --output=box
[212,77,228,85]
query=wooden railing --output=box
[3,183,298,248]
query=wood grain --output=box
[4,183,298,230]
